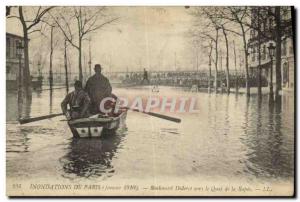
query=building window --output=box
[15,40,20,58]
[282,38,287,56]
[282,8,290,20]
[6,38,10,58]
[289,45,293,55]
[269,18,273,29]
[262,45,266,60]
[283,62,289,86]
[6,65,11,74]
[250,30,254,39]
[252,47,256,62]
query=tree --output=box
[221,24,230,94]
[209,7,252,96]
[190,7,233,93]
[50,6,119,82]
[189,7,221,92]
[7,6,55,88]
[190,37,213,91]
[233,40,238,92]
[274,7,282,100]
[244,7,275,98]
[64,39,69,93]
[221,7,251,96]
[41,21,59,89]
[234,7,293,100]
[198,28,219,92]
[250,7,264,97]
[268,7,292,100]
[206,40,214,91]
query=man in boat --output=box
[61,80,91,120]
[85,64,112,114]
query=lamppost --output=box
[37,61,41,76]
[16,41,24,119]
[16,41,24,91]
[208,58,212,91]
[88,37,92,76]
[267,42,275,100]
[88,60,92,76]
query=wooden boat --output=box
[68,110,127,138]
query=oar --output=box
[19,109,181,124]
[19,113,64,124]
[122,107,181,123]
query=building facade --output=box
[248,7,294,91]
[6,33,25,90]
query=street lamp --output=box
[88,61,92,76]
[268,42,275,58]
[208,58,212,90]
[16,42,24,57]
[37,61,41,76]
[267,42,275,100]
[16,41,24,90]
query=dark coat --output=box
[85,73,112,113]
[61,89,90,119]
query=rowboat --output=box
[68,110,127,138]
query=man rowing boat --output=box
[61,80,90,120]
[85,64,112,114]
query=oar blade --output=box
[147,112,181,123]
[19,113,64,124]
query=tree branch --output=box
[49,11,79,50]
[7,15,20,19]
[28,29,42,34]
[27,6,56,31]
[83,17,119,35]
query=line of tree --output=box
[7,6,55,89]
[6,6,119,89]
[188,6,293,98]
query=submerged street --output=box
[6,86,294,193]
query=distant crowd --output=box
[122,70,268,89]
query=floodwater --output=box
[6,86,294,194]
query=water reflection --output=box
[6,88,33,121]
[50,89,53,114]
[36,88,42,98]
[6,87,294,183]
[6,128,30,153]
[59,130,127,179]
[242,95,293,179]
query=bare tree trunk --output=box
[89,38,92,76]
[208,43,213,92]
[64,39,69,93]
[19,7,31,89]
[241,25,250,97]
[208,59,212,92]
[269,58,274,102]
[23,33,31,89]
[49,26,54,89]
[16,6,54,89]
[78,39,83,82]
[257,9,262,97]
[222,27,230,94]
[214,28,219,92]
[233,40,238,93]
[275,6,282,100]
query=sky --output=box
[92,7,194,72]
[6,6,245,74]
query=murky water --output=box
[6,86,294,186]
